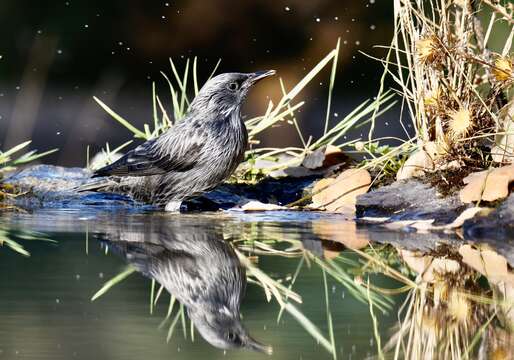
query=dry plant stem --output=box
[481,0,514,25]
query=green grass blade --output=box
[324,37,340,135]
[93,97,147,139]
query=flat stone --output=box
[4,165,141,209]
[2,165,317,211]
[464,193,514,264]
[356,179,467,224]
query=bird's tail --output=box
[75,177,120,193]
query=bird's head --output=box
[189,305,272,355]
[189,70,276,117]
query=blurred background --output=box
[0,0,396,167]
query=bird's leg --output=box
[164,200,183,212]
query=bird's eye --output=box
[228,82,239,91]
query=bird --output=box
[97,215,272,354]
[79,70,276,211]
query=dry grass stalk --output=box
[389,0,513,169]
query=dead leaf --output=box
[312,220,370,250]
[302,145,350,170]
[302,147,326,169]
[459,165,514,203]
[397,142,438,180]
[440,207,491,229]
[239,200,287,211]
[322,145,351,168]
[311,168,371,213]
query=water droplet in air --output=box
[57,49,63,54]
[284,6,290,11]
[315,17,320,22]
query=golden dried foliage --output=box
[387,0,514,169]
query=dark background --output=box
[0,0,397,167]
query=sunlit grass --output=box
[92,40,397,181]
[0,140,58,173]
[361,0,514,181]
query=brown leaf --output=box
[311,168,371,213]
[459,165,514,203]
[396,142,438,180]
[322,145,351,168]
[302,145,350,170]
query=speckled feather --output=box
[83,72,273,209]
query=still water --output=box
[0,210,512,360]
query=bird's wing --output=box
[92,123,205,178]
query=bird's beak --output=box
[244,336,273,355]
[246,70,276,85]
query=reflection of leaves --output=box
[399,249,461,283]
[312,220,369,250]
[459,245,514,287]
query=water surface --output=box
[0,210,512,359]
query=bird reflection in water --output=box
[97,216,272,354]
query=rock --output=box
[3,165,142,209]
[356,178,466,224]
[464,193,514,264]
[2,165,317,211]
